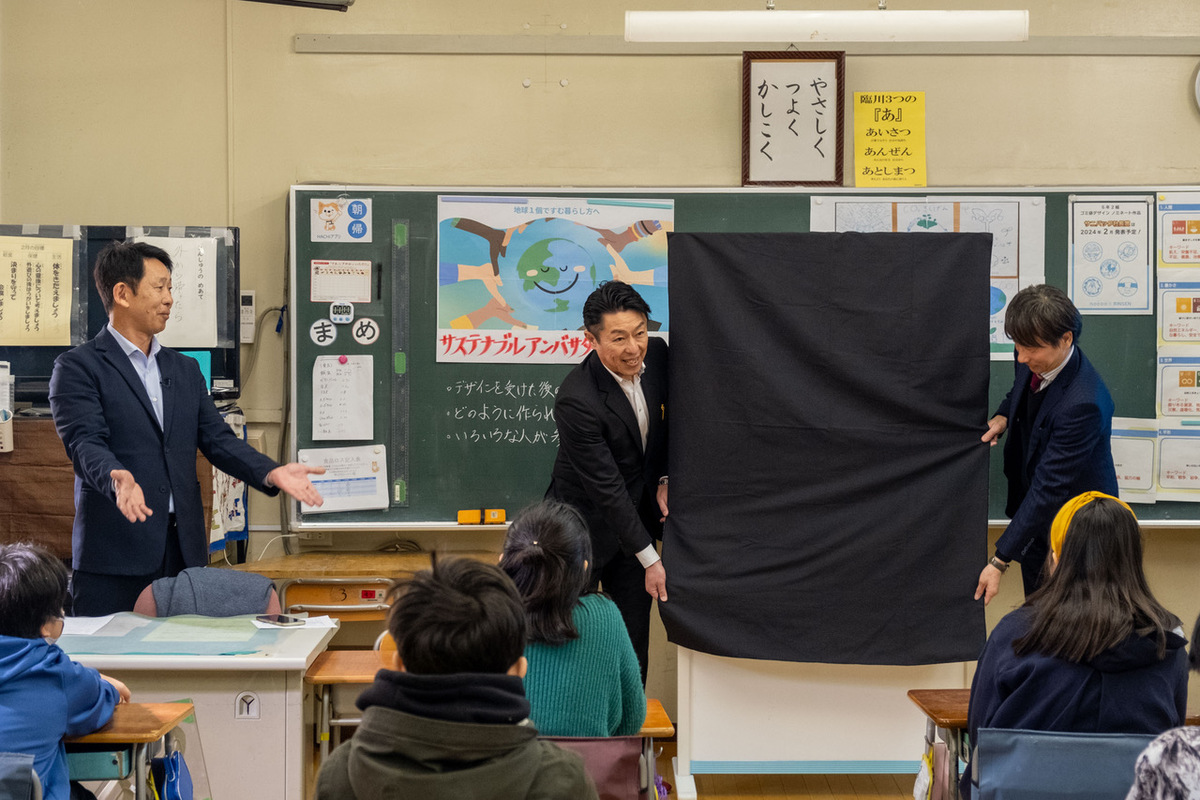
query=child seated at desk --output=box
[314,558,598,800]
[0,543,130,800]
[500,501,646,737]
[964,493,1187,799]
[1126,611,1200,800]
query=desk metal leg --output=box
[320,686,331,761]
[133,742,148,800]
[940,725,962,800]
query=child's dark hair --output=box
[386,558,526,675]
[0,543,69,639]
[501,500,593,645]
[1016,498,1178,662]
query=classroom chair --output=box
[972,727,1155,800]
[541,736,648,800]
[133,567,280,616]
[0,752,41,800]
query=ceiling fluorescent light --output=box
[625,9,1029,43]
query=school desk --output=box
[304,647,675,766]
[59,613,337,800]
[66,702,193,800]
[226,552,432,622]
[906,688,1200,800]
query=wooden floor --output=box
[656,742,914,800]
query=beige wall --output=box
[4,0,1200,712]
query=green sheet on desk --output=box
[59,614,279,656]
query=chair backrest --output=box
[975,727,1156,800]
[541,736,647,800]
[134,568,281,617]
[0,752,37,800]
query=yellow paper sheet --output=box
[0,235,74,345]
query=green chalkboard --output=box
[288,187,1196,527]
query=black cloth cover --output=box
[661,232,990,665]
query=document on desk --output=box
[143,617,258,643]
[62,615,118,636]
[298,444,389,513]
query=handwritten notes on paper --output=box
[0,235,73,345]
[136,236,219,348]
[312,355,373,441]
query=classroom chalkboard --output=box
[287,186,1198,527]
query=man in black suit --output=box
[50,240,326,616]
[547,281,668,681]
[976,284,1117,603]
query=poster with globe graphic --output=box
[436,195,673,363]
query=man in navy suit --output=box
[50,241,326,616]
[976,284,1117,603]
[547,281,668,681]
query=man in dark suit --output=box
[976,284,1117,603]
[548,281,668,681]
[49,241,326,616]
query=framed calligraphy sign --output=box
[742,51,845,186]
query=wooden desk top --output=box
[306,649,390,684]
[640,698,674,738]
[907,689,970,729]
[908,688,1200,731]
[66,702,194,745]
[227,552,432,580]
[306,650,675,738]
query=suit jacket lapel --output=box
[588,354,644,454]
[1027,348,1081,459]
[96,328,164,441]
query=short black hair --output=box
[93,240,174,315]
[582,281,651,336]
[387,558,526,675]
[501,501,593,645]
[0,543,69,638]
[1004,284,1082,348]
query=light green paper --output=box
[140,616,258,643]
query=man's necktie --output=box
[1030,373,1043,393]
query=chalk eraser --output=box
[483,508,506,524]
[457,509,483,524]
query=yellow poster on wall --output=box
[853,92,927,188]
[0,235,73,345]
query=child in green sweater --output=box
[501,501,646,736]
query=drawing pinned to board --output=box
[436,195,673,363]
[809,195,1046,358]
[310,198,372,243]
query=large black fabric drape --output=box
[660,232,990,665]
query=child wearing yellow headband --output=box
[962,492,1187,799]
